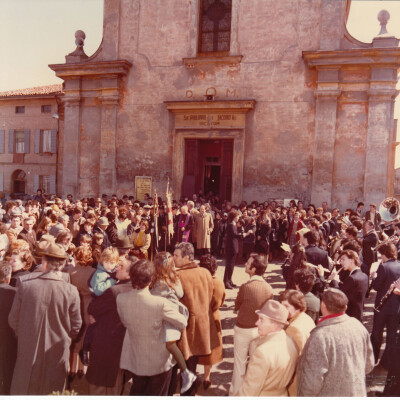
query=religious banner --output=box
[135,176,152,201]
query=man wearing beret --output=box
[8,242,81,395]
[236,299,298,396]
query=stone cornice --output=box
[48,60,132,80]
[165,100,255,113]
[367,88,399,101]
[303,48,400,69]
[314,89,342,99]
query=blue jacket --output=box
[90,263,116,296]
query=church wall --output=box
[112,0,340,202]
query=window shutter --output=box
[9,130,14,153]
[0,173,3,192]
[35,129,40,153]
[49,174,56,194]
[51,129,57,154]
[24,129,30,153]
[0,130,4,153]
[33,174,39,193]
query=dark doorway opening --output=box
[182,138,233,200]
[12,169,26,194]
[204,165,221,197]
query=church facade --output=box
[48,0,400,209]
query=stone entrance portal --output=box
[183,138,233,200]
[165,100,255,203]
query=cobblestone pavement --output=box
[71,258,387,396]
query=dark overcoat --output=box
[0,284,17,395]
[330,268,368,321]
[85,281,132,387]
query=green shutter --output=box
[0,130,4,153]
[35,129,40,153]
[24,129,30,153]
[9,130,14,153]
[51,129,57,154]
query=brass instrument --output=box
[374,277,400,312]
[378,197,400,222]
[337,215,352,228]
[329,236,343,260]
[372,234,398,252]
[368,198,400,252]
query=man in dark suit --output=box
[224,210,243,289]
[0,261,17,395]
[362,220,379,278]
[328,208,341,237]
[329,249,368,321]
[17,216,37,255]
[301,230,330,272]
[370,243,400,373]
[365,203,382,231]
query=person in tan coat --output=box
[169,242,219,395]
[193,205,214,255]
[236,300,298,396]
[278,289,315,396]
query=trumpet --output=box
[371,234,398,252]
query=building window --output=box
[35,129,56,154]
[41,130,52,153]
[39,175,50,194]
[15,131,25,153]
[15,106,25,114]
[41,105,51,113]
[198,0,232,55]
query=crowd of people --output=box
[0,189,400,396]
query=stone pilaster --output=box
[98,77,121,196]
[61,80,81,198]
[364,88,398,205]
[310,68,340,207]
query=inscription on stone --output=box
[176,113,243,128]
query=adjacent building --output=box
[0,85,62,197]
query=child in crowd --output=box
[150,251,198,394]
[80,247,120,365]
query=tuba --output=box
[371,197,400,251]
[378,197,400,222]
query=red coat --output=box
[287,219,305,242]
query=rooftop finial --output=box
[65,30,89,63]
[378,9,390,36]
[75,30,86,48]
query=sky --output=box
[0,0,400,160]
